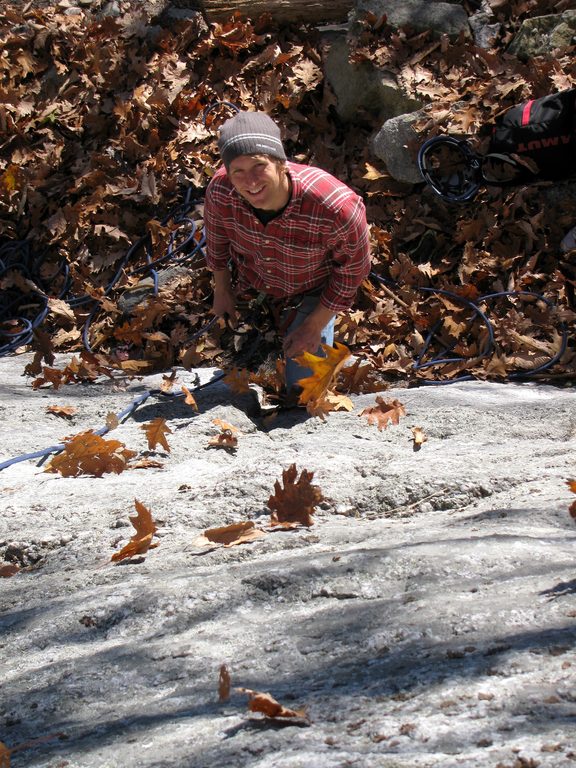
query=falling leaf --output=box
[236,688,308,721]
[46,405,77,419]
[0,564,20,578]
[267,464,324,528]
[142,418,172,452]
[106,412,120,430]
[111,499,158,563]
[181,385,199,411]
[360,397,406,431]
[295,342,352,406]
[46,432,137,478]
[219,665,231,702]
[412,426,428,450]
[193,521,266,548]
[223,367,251,394]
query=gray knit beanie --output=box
[218,111,287,169]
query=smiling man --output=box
[204,110,371,402]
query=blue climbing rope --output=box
[0,370,226,472]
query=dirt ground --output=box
[1,351,575,768]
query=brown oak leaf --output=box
[568,479,576,522]
[46,405,77,420]
[192,521,265,548]
[181,385,199,411]
[45,431,136,477]
[111,499,158,563]
[223,366,251,394]
[236,688,308,721]
[219,665,231,702]
[142,418,172,452]
[0,563,20,578]
[360,397,406,431]
[0,741,9,767]
[267,464,324,528]
[412,426,428,450]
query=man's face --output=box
[227,154,290,211]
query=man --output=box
[204,110,371,400]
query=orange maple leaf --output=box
[360,397,406,431]
[142,418,172,452]
[267,464,324,528]
[46,431,137,477]
[111,499,158,563]
[294,342,351,406]
[236,688,308,720]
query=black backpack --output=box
[418,88,576,202]
[488,88,576,181]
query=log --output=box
[175,0,354,25]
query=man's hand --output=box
[283,320,322,359]
[283,304,336,359]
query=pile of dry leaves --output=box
[0,0,574,400]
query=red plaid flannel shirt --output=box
[204,162,372,312]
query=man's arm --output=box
[211,268,237,324]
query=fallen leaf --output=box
[129,458,165,469]
[160,370,178,392]
[223,366,251,394]
[212,419,240,433]
[0,563,20,578]
[412,426,428,450]
[106,412,120,430]
[568,479,576,521]
[46,405,77,419]
[192,521,265,548]
[236,688,308,720]
[111,499,158,563]
[360,397,406,431]
[219,665,231,701]
[181,385,199,411]
[207,431,238,451]
[0,742,9,767]
[45,431,136,477]
[142,418,172,452]
[267,464,324,528]
[295,342,352,405]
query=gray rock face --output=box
[351,0,471,39]
[322,32,422,123]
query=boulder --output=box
[507,10,576,60]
